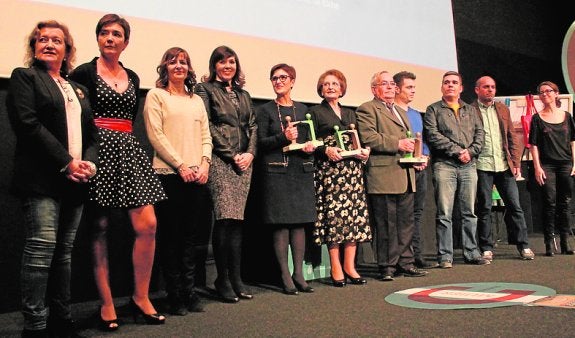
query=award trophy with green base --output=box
[399,131,427,164]
[333,123,364,158]
[282,113,324,152]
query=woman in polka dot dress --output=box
[70,14,166,330]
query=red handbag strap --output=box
[525,94,538,116]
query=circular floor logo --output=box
[385,282,556,309]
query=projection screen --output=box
[1,0,457,109]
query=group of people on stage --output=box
[7,13,575,338]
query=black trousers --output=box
[369,192,415,274]
[156,174,211,298]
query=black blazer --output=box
[7,66,99,198]
[308,100,358,161]
[254,100,316,224]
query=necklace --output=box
[275,99,296,129]
[275,100,297,166]
[55,77,73,102]
[98,59,122,89]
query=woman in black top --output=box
[529,81,575,256]
[255,63,316,295]
[70,14,166,330]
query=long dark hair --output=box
[155,47,196,95]
[202,45,245,88]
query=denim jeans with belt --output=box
[20,196,83,330]
[432,161,480,262]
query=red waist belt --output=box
[94,118,133,132]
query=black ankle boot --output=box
[47,316,77,338]
[560,234,575,255]
[167,294,187,316]
[22,328,48,338]
[187,293,205,312]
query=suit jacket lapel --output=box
[37,69,67,118]
[376,99,407,129]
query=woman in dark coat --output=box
[255,63,317,295]
[194,46,257,303]
[8,20,98,337]
[309,69,371,287]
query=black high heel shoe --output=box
[97,307,119,331]
[214,279,239,303]
[232,281,254,300]
[330,274,346,287]
[293,278,314,293]
[282,286,299,295]
[344,272,367,285]
[235,290,254,300]
[129,298,165,325]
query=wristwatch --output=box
[202,156,212,165]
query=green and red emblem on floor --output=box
[385,282,556,309]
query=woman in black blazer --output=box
[309,69,371,287]
[7,20,98,337]
[255,63,317,295]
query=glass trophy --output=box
[333,123,364,158]
[399,131,427,164]
[282,113,324,152]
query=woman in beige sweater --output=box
[144,47,213,315]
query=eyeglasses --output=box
[373,81,396,87]
[271,75,290,83]
[538,89,555,95]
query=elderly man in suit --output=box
[356,70,427,281]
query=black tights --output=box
[272,225,309,289]
[212,219,246,294]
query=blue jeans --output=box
[432,161,480,262]
[20,196,83,330]
[476,169,529,252]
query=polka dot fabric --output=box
[90,77,167,208]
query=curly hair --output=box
[316,69,347,97]
[155,47,197,95]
